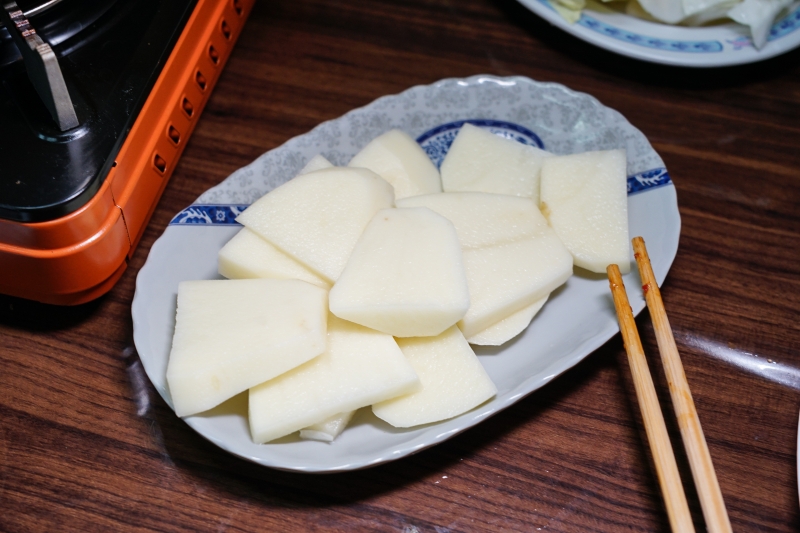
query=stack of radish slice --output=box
[165,125,630,444]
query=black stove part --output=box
[18,0,65,17]
[0,0,65,19]
[0,25,21,67]
[17,0,118,50]
[0,0,117,69]
[0,0,199,223]
[2,3,78,130]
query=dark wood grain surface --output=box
[3,0,800,531]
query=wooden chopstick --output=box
[607,264,695,533]
[633,237,732,533]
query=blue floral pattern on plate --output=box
[172,118,671,225]
[170,204,248,225]
[516,0,800,66]
[535,0,723,52]
[416,119,545,168]
[578,17,723,52]
[628,167,672,194]
[770,6,800,40]
[577,6,800,51]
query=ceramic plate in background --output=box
[517,0,800,67]
[132,75,681,472]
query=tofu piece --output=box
[397,192,542,249]
[299,411,355,442]
[299,154,334,175]
[466,296,548,346]
[248,315,420,444]
[459,236,572,338]
[236,167,394,282]
[372,326,496,428]
[348,129,441,200]
[166,279,328,417]
[329,207,470,337]
[440,123,552,203]
[218,228,330,289]
[540,149,630,274]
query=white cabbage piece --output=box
[683,0,736,17]
[682,0,740,25]
[728,0,793,48]
[638,0,687,22]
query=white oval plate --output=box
[132,75,681,473]
[517,0,800,67]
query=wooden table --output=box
[3,1,800,530]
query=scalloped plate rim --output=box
[132,75,681,473]
[516,0,800,67]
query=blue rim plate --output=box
[132,75,681,472]
[517,0,800,67]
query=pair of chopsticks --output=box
[607,237,732,533]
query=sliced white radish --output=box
[459,236,572,338]
[440,123,552,203]
[329,207,470,337]
[397,192,543,249]
[166,279,328,417]
[236,167,394,282]
[218,228,330,289]
[348,129,441,200]
[299,154,334,175]
[372,326,496,428]
[466,296,548,346]
[540,149,630,274]
[248,315,419,444]
[299,411,356,442]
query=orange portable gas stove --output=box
[0,0,254,305]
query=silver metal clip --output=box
[2,1,79,131]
